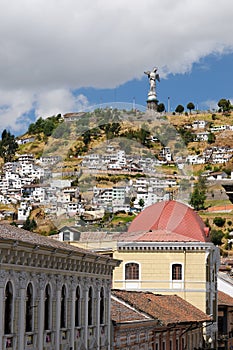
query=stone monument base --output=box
[147,98,158,111]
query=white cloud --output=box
[0,88,89,133]
[0,0,233,131]
[35,90,89,119]
[0,89,34,132]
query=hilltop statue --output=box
[144,67,160,111]
[144,67,160,95]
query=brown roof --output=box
[126,200,209,243]
[0,223,104,258]
[60,226,122,242]
[218,291,233,306]
[112,290,210,325]
[111,297,152,323]
[79,231,122,242]
[63,112,85,118]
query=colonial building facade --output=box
[0,224,120,350]
[66,200,220,347]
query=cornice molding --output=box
[0,245,114,277]
[117,242,215,252]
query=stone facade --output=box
[0,224,120,350]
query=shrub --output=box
[210,229,224,245]
[213,217,226,227]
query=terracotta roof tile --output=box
[120,230,198,242]
[112,290,210,325]
[218,291,233,306]
[111,297,151,323]
[126,200,209,243]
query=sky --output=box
[0,0,233,135]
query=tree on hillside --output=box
[83,130,91,146]
[189,187,206,211]
[139,198,145,209]
[207,132,216,144]
[157,103,165,113]
[213,217,226,227]
[175,105,184,114]
[138,126,150,146]
[187,102,195,114]
[217,98,231,112]
[43,119,55,137]
[22,217,37,232]
[177,127,194,145]
[28,115,60,136]
[103,122,121,140]
[0,129,18,162]
[210,229,224,245]
[189,176,206,210]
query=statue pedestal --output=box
[147,93,158,111]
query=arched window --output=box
[60,285,66,328]
[100,287,104,325]
[26,283,33,332]
[4,281,13,334]
[44,284,51,330]
[125,263,139,280]
[75,286,81,327]
[172,264,182,280]
[88,287,93,326]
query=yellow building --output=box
[65,200,220,346]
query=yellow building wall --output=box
[71,241,118,251]
[113,250,207,313]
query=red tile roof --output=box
[218,291,233,306]
[207,204,233,212]
[112,290,210,325]
[111,297,152,323]
[126,200,209,242]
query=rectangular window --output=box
[125,263,139,280]
[172,264,182,280]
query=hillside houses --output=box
[81,148,162,172]
[191,120,233,133]
[2,112,233,224]
[192,119,208,129]
[82,141,233,171]
[203,146,233,164]
[0,155,81,221]
[193,131,210,141]
[91,177,178,213]
[186,146,233,165]
[1,143,232,223]
[16,136,35,145]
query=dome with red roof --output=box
[124,200,209,243]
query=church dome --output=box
[125,200,209,243]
